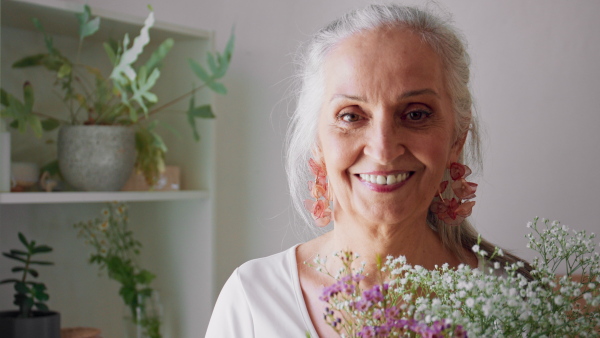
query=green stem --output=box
[21,252,31,283]
[143,85,206,119]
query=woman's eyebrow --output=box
[399,88,439,99]
[330,94,366,103]
[330,88,439,103]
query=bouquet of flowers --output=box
[312,218,599,337]
[73,202,161,338]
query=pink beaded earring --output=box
[430,162,477,226]
[304,158,332,227]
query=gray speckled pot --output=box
[58,125,136,191]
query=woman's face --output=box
[317,27,464,226]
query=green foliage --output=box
[134,123,167,186]
[76,5,100,42]
[0,232,54,318]
[0,5,235,187]
[73,203,161,337]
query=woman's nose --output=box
[363,119,405,164]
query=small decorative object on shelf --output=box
[0,232,60,338]
[309,218,600,337]
[123,290,163,338]
[0,4,234,190]
[60,327,102,338]
[10,162,40,192]
[121,165,180,191]
[73,202,162,338]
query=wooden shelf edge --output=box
[0,190,209,204]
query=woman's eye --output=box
[405,110,431,121]
[340,112,361,122]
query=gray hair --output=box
[285,4,529,273]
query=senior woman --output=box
[206,4,528,337]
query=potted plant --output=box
[0,232,59,338]
[73,202,161,338]
[0,5,234,191]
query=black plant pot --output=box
[0,311,60,338]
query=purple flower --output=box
[319,273,364,302]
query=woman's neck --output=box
[312,214,473,287]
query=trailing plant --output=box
[73,202,161,338]
[0,232,54,318]
[0,5,234,185]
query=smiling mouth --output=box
[357,172,413,186]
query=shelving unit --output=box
[0,0,217,336]
[0,190,209,204]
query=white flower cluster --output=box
[317,218,600,337]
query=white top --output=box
[205,244,498,338]
[205,244,316,337]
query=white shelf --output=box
[0,190,209,204]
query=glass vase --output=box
[124,290,163,338]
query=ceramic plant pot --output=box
[58,125,136,191]
[0,311,60,338]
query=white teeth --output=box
[386,175,396,185]
[360,173,410,185]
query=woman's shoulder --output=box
[206,243,311,337]
[236,244,300,284]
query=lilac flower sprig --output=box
[312,218,599,337]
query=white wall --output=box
[204,0,600,285]
[6,0,600,331]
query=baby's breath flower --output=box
[315,218,599,337]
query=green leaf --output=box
[207,52,219,75]
[206,81,227,95]
[31,283,48,300]
[27,269,39,278]
[223,29,235,65]
[35,303,49,311]
[135,269,156,285]
[9,249,28,256]
[57,63,72,79]
[103,42,117,65]
[18,233,29,249]
[12,54,47,68]
[129,67,160,113]
[31,245,52,254]
[187,96,199,141]
[188,59,211,83]
[28,115,43,138]
[23,82,34,113]
[32,18,54,54]
[189,104,214,119]
[0,89,9,106]
[41,118,60,131]
[0,278,21,284]
[15,282,29,294]
[76,5,100,41]
[145,38,174,74]
[2,253,28,263]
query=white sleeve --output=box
[205,268,254,337]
